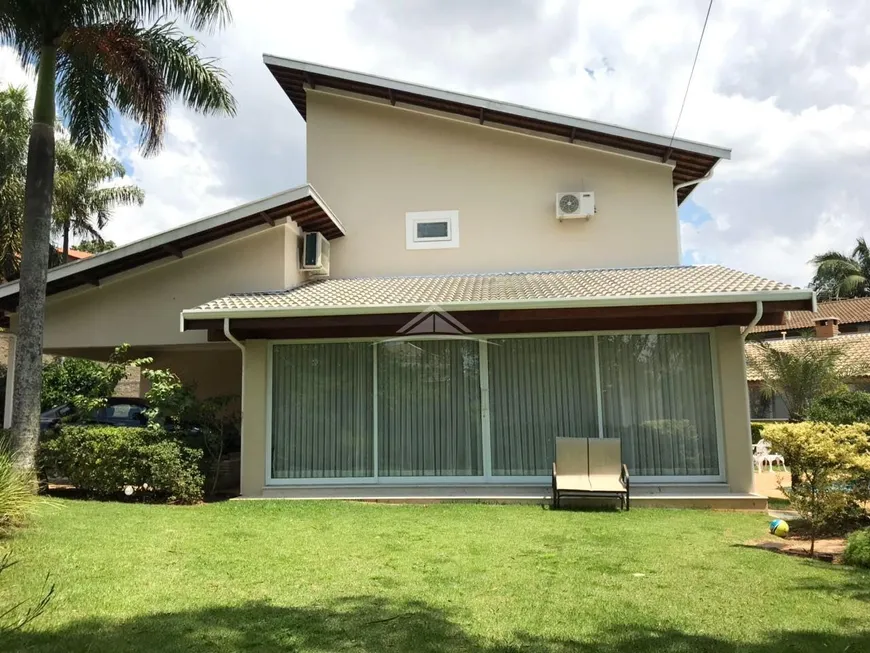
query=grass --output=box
[2,500,869,652]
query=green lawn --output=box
[2,500,869,653]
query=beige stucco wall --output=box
[306,91,680,278]
[146,348,242,401]
[240,341,268,497]
[715,326,755,495]
[33,225,296,351]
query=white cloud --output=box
[1,0,868,289]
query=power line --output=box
[665,0,714,158]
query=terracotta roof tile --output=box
[746,332,870,381]
[750,297,870,333]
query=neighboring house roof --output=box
[263,55,730,204]
[750,296,870,334]
[62,248,93,260]
[0,185,343,313]
[745,332,870,382]
[182,265,812,320]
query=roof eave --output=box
[263,54,732,161]
[181,288,815,324]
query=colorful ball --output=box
[769,519,789,538]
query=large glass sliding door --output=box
[488,337,598,476]
[268,331,722,483]
[598,333,719,477]
[377,340,482,477]
[271,343,373,479]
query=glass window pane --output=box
[416,221,449,239]
[598,333,719,477]
[378,340,482,476]
[271,343,373,479]
[488,337,598,476]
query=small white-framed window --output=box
[406,210,460,250]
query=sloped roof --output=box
[746,332,870,381]
[0,185,343,312]
[263,55,730,204]
[750,296,870,334]
[183,265,812,320]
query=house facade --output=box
[0,57,815,507]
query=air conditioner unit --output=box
[300,231,330,275]
[556,191,595,220]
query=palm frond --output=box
[100,1,232,32]
[88,184,145,228]
[59,22,167,154]
[139,21,236,118]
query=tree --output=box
[0,86,142,274]
[1,1,236,473]
[810,237,870,300]
[0,86,31,281]
[54,141,143,262]
[747,338,851,422]
[74,238,116,254]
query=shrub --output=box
[0,430,37,534]
[806,390,870,425]
[844,528,870,568]
[41,344,151,414]
[764,422,870,554]
[40,426,204,504]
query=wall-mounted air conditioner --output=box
[556,192,595,220]
[300,231,330,276]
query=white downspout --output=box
[740,300,763,496]
[674,168,715,261]
[224,319,246,496]
[741,300,764,340]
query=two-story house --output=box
[0,56,815,507]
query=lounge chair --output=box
[551,437,630,510]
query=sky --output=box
[1,0,869,288]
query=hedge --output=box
[40,426,204,504]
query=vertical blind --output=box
[269,333,721,481]
[377,340,482,476]
[271,343,373,478]
[488,337,599,475]
[598,333,719,477]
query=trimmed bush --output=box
[764,422,870,553]
[40,426,204,504]
[844,528,870,568]
[0,429,37,534]
[806,390,870,425]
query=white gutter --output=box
[223,319,246,497]
[182,289,815,323]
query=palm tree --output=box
[747,338,850,422]
[54,141,144,262]
[1,86,143,273]
[810,237,870,300]
[1,1,236,473]
[0,86,30,281]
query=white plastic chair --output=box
[753,439,785,472]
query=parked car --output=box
[39,397,150,432]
